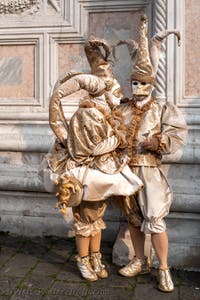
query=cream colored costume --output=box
[119,98,187,233]
[114,16,186,233]
[113,15,187,235]
[112,16,186,237]
[48,38,143,238]
[116,15,187,292]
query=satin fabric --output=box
[118,99,187,233]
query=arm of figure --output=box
[49,90,68,146]
[158,102,187,154]
[92,135,119,156]
[49,74,106,146]
[140,134,161,152]
[140,103,187,154]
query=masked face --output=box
[131,81,153,100]
[106,82,123,107]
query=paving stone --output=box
[30,261,60,277]
[49,239,76,260]
[134,283,179,300]
[136,273,156,285]
[48,281,91,298]
[45,237,75,252]
[10,288,44,300]
[87,287,133,300]
[56,261,85,282]
[100,241,113,255]
[22,275,54,291]
[173,269,200,286]
[43,296,80,300]
[92,265,136,288]
[0,233,24,250]
[0,247,16,267]
[136,268,157,284]
[0,277,21,296]
[0,235,199,300]
[179,286,200,300]
[43,249,68,265]
[18,240,50,258]
[0,253,37,277]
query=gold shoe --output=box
[90,252,108,278]
[76,255,98,281]
[157,268,174,292]
[118,256,150,277]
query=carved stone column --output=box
[153,0,167,101]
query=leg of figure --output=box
[76,235,90,257]
[75,234,98,282]
[129,225,145,258]
[90,231,101,253]
[151,231,174,292]
[151,231,168,269]
[73,202,100,282]
[90,230,108,278]
[118,224,149,277]
[73,201,107,281]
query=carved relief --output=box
[0,0,60,15]
[0,0,40,14]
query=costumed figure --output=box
[48,36,143,282]
[114,16,187,292]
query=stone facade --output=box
[0,0,199,270]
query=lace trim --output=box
[73,218,106,237]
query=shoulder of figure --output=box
[75,106,105,121]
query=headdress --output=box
[84,36,117,90]
[114,15,180,85]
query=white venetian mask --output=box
[131,81,154,98]
[106,81,123,107]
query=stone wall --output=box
[0,0,199,270]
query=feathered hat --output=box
[84,35,117,90]
[114,15,180,85]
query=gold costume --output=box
[119,99,187,233]
[48,37,143,237]
[113,15,187,235]
[115,15,185,292]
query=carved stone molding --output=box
[48,0,60,12]
[0,35,44,110]
[166,0,200,126]
[0,0,155,120]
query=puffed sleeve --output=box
[159,102,187,154]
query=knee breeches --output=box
[72,201,107,237]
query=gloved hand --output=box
[139,135,161,152]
